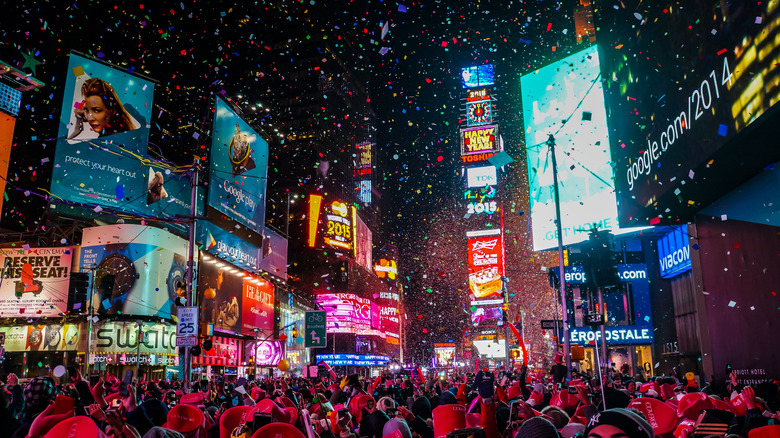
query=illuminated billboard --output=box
[472,339,506,359]
[81,224,188,319]
[466,165,497,188]
[599,1,780,225]
[209,97,269,234]
[316,292,385,338]
[466,101,492,126]
[197,253,274,336]
[0,247,73,317]
[51,54,198,232]
[316,354,389,367]
[434,343,456,367]
[379,305,400,341]
[521,45,637,251]
[467,229,504,304]
[461,125,499,156]
[461,65,494,88]
[471,307,503,326]
[464,186,498,216]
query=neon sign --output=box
[461,125,498,156]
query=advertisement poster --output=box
[467,231,504,302]
[51,53,197,232]
[0,324,81,352]
[197,253,273,335]
[434,343,456,367]
[241,278,274,333]
[209,97,269,234]
[191,336,241,367]
[521,45,638,251]
[0,247,73,317]
[80,224,188,319]
[258,226,288,279]
[355,214,372,272]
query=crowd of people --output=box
[0,358,779,438]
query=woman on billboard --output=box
[67,77,139,140]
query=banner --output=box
[208,97,269,234]
[51,54,197,232]
[467,231,504,302]
[0,247,73,317]
[0,324,81,352]
[197,253,273,336]
[80,224,188,319]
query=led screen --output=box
[316,292,385,338]
[434,345,456,367]
[471,307,503,326]
[467,230,504,303]
[522,45,638,251]
[461,65,494,88]
[0,247,73,317]
[209,97,269,234]
[461,125,499,156]
[599,1,780,225]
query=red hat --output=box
[256,398,298,425]
[219,406,255,438]
[550,391,576,410]
[570,415,588,425]
[673,419,696,438]
[730,393,748,416]
[628,397,678,435]
[677,392,713,421]
[640,382,660,395]
[165,404,206,435]
[348,394,375,425]
[553,352,564,365]
[44,416,108,438]
[660,383,676,400]
[528,391,543,406]
[433,404,466,438]
[710,397,735,414]
[251,423,305,438]
[251,387,266,401]
[466,413,481,428]
[275,396,297,409]
[180,392,207,407]
[507,385,522,400]
[748,425,780,438]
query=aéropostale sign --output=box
[0,247,73,317]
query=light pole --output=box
[548,134,571,377]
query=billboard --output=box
[471,307,502,326]
[521,45,637,251]
[379,305,400,340]
[355,214,372,272]
[316,354,389,367]
[0,247,73,317]
[599,1,780,225]
[197,253,274,336]
[461,65,494,88]
[434,343,456,367]
[0,324,81,352]
[472,339,506,359]
[323,200,357,254]
[467,230,504,303]
[466,100,492,126]
[466,165,497,188]
[315,292,385,338]
[0,114,14,216]
[209,97,269,234]
[259,226,288,279]
[81,224,187,319]
[461,125,499,156]
[51,54,198,233]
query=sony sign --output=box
[657,226,692,279]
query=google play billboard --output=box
[521,45,644,251]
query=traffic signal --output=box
[584,229,620,289]
[67,272,90,313]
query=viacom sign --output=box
[657,226,692,279]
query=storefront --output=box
[564,264,656,379]
[191,335,242,381]
[0,323,84,378]
[89,320,179,381]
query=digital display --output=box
[81,224,187,319]
[467,229,504,302]
[466,165,498,188]
[461,65,494,88]
[254,340,284,366]
[521,45,639,251]
[434,344,456,367]
[657,226,692,279]
[599,1,780,225]
[461,125,499,156]
[316,354,389,367]
[323,200,356,254]
[464,186,498,216]
[472,339,506,359]
[466,101,492,125]
[209,97,269,234]
[315,292,385,338]
[471,307,503,326]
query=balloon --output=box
[277,359,290,372]
[205,288,216,299]
[53,365,66,378]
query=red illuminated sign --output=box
[461,125,498,156]
[467,230,504,300]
